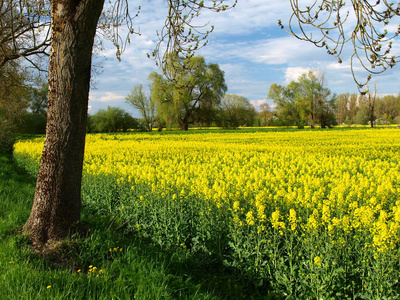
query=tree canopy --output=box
[150,55,227,130]
[89,106,137,132]
[219,94,257,128]
[268,71,336,128]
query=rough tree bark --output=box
[23,0,105,248]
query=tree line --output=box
[3,58,399,142]
[125,65,400,131]
[265,71,400,129]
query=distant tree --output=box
[349,94,360,124]
[366,84,377,128]
[0,62,29,152]
[375,95,399,123]
[395,95,400,124]
[353,107,370,125]
[296,71,336,128]
[16,81,49,134]
[269,72,336,128]
[268,82,306,129]
[149,70,177,130]
[27,82,48,114]
[150,55,227,130]
[335,93,350,125]
[90,106,137,133]
[126,84,156,132]
[219,94,257,128]
[296,73,319,128]
[258,103,274,126]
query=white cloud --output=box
[90,91,125,103]
[198,0,291,35]
[284,67,311,83]
[250,99,268,111]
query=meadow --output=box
[7,127,400,298]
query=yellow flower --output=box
[288,209,297,231]
[246,211,255,226]
[271,210,285,230]
[47,285,51,289]
[233,201,240,212]
[306,209,319,233]
[313,256,322,266]
[271,210,281,229]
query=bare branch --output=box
[99,1,142,61]
[151,0,237,80]
[283,0,400,90]
[0,0,51,70]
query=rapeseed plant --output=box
[14,128,400,298]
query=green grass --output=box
[0,153,267,299]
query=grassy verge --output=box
[0,153,266,299]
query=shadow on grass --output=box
[1,153,278,299]
[77,212,278,300]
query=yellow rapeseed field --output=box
[14,128,400,297]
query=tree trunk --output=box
[23,0,105,249]
[179,117,189,131]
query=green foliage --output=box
[335,93,400,126]
[26,82,48,115]
[218,94,257,128]
[0,63,29,152]
[0,123,16,154]
[258,103,274,126]
[17,113,47,134]
[268,83,306,128]
[150,55,227,130]
[268,71,336,128]
[16,81,48,135]
[353,108,370,125]
[374,95,400,124]
[88,106,138,133]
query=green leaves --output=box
[149,55,227,130]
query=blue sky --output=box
[89,0,400,118]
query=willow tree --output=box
[281,0,400,90]
[21,0,235,250]
[150,55,227,130]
